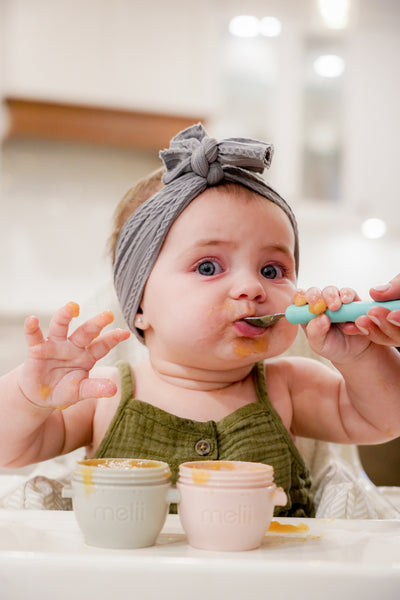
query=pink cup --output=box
[176,460,287,551]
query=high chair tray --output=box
[0,510,399,600]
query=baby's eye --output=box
[196,260,223,276]
[261,264,285,279]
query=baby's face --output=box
[139,186,298,370]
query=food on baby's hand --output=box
[308,300,327,315]
[293,293,328,316]
[67,301,80,318]
[294,293,307,307]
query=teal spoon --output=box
[244,300,400,328]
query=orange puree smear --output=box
[294,293,307,307]
[79,458,161,469]
[308,300,327,315]
[39,385,50,399]
[189,462,237,485]
[207,300,236,320]
[191,470,210,485]
[79,465,94,497]
[188,462,236,471]
[102,310,114,320]
[67,301,80,318]
[234,336,269,357]
[222,299,236,315]
[293,294,328,316]
[268,520,309,533]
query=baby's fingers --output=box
[69,310,116,348]
[297,285,359,316]
[87,328,131,362]
[46,375,118,410]
[47,302,81,341]
[321,286,358,311]
[79,377,118,399]
[303,314,331,354]
[24,315,45,348]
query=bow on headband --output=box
[114,123,298,341]
[161,123,273,185]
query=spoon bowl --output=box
[243,313,285,328]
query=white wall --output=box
[3,0,218,115]
[343,28,400,226]
[0,139,159,314]
[0,139,159,373]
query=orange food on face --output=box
[233,337,269,357]
[293,293,307,307]
[308,300,327,315]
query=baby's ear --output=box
[134,313,149,331]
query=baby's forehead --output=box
[199,182,262,202]
[179,184,290,222]
[165,185,296,248]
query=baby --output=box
[1,124,399,518]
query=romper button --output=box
[195,439,211,456]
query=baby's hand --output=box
[18,302,130,410]
[345,274,400,347]
[299,286,371,363]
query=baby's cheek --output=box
[206,300,237,326]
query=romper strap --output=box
[116,360,135,403]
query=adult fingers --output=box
[370,274,400,301]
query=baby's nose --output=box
[230,275,266,302]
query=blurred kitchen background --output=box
[0,0,399,483]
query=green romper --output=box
[94,361,314,517]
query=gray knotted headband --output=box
[114,123,299,342]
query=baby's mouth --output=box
[234,318,267,337]
[241,316,264,328]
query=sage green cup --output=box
[63,458,174,548]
